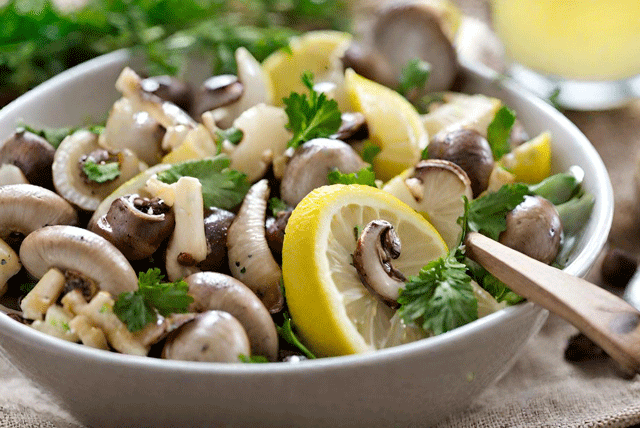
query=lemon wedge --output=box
[500,131,552,184]
[262,31,352,106]
[345,69,428,181]
[282,184,447,357]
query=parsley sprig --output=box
[486,105,516,160]
[327,166,377,187]
[113,268,194,332]
[156,155,250,209]
[283,71,342,149]
[467,183,529,240]
[82,160,121,183]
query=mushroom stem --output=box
[352,220,407,306]
[0,237,21,297]
[20,267,66,321]
[227,179,284,313]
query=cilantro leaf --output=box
[113,268,194,332]
[215,127,244,146]
[467,183,529,240]
[398,58,431,97]
[486,105,516,160]
[238,354,269,363]
[82,161,121,183]
[156,156,250,209]
[268,197,288,216]
[464,258,523,305]
[18,124,76,149]
[398,250,478,335]
[361,141,381,164]
[327,166,377,187]
[283,71,342,149]
[276,312,316,359]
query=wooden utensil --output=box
[465,231,640,374]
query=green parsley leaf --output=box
[82,161,121,183]
[268,197,288,216]
[361,141,381,164]
[486,105,516,160]
[238,354,269,363]
[398,250,478,335]
[113,268,194,332]
[18,124,76,149]
[156,156,250,209]
[88,125,105,135]
[283,71,342,149]
[276,312,316,359]
[353,225,363,242]
[327,166,377,187]
[467,183,529,240]
[420,145,430,160]
[20,282,36,295]
[464,258,523,304]
[215,127,244,146]
[549,87,562,109]
[398,58,431,97]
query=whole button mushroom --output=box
[280,138,367,206]
[427,128,495,197]
[0,184,78,240]
[90,194,175,260]
[19,225,138,297]
[0,129,55,189]
[498,195,563,265]
[185,272,279,361]
[162,310,251,363]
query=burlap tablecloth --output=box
[2,0,640,426]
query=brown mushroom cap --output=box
[498,195,563,265]
[0,184,78,239]
[161,310,251,363]
[192,75,244,119]
[280,138,367,206]
[0,129,55,189]
[197,208,236,272]
[141,75,193,112]
[19,225,138,297]
[185,272,279,361]
[427,128,494,197]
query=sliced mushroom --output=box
[227,179,283,313]
[427,128,495,197]
[162,310,251,363]
[164,177,208,281]
[0,184,78,239]
[352,220,406,305]
[382,159,472,249]
[265,208,292,261]
[197,208,236,273]
[99,97,166,166]
[498,195,563,265]
[280,138,367,206]
[90,194,175,260]
[331,112,369,142]
[193,74,244,120]
[133,312,197,348]
[19,225,138,297]
[203,48,271,128]
[140,75,193,112]
[0,129,55,188]
[185,272,279,361]
[52,129,144,211]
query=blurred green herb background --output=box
[0,0,351,105]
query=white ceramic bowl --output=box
[0,51,613,428]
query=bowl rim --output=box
[0,49,613,373]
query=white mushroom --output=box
[162,310,251,363]
[52,129,145,211]
[185,272,279,361]
[0,164,29,186]
[0,237,20,297]
[19,225,138,297]
[99,97,166,166]
[0,129,55,188]
[352,220,406,305]
[227,179,283,313]
[226,104,292,183]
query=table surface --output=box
[2,0,640,427]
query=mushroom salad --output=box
[0,3,594,363]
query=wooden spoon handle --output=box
[465,231,640,374]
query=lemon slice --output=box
[161,125,217,164]
[282,184,447,357]
[345,69,428,181]
[500,131,552,184]
[262,31,352,106]
[421,92,501,138]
